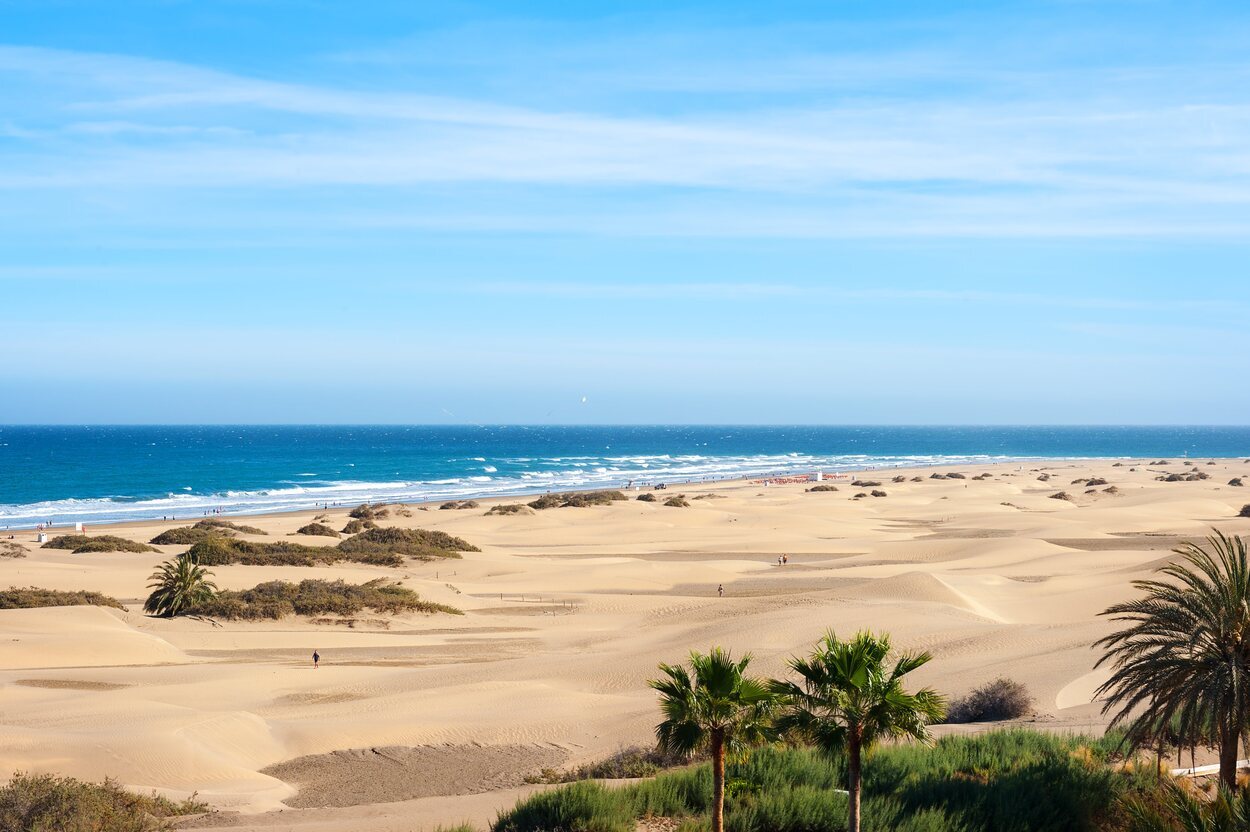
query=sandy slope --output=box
[1,458,1249,829]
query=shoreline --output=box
[0,453,1196,532]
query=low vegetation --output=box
[664,495,691,508]
[945,677,1034,723]
[293,522,339,538]
[806,484,838,492]
[636,492,657,502]
[188,537,403,568]
[349,503,391,521]
[0,771,208,831]
[851,480,882,487]
[1050,491,1074,501]
[197,518,267,535]
[150,523,234,546]
[0,541,27,558]
[528,490,628,509]
[42,534,158,554]
[1240,504,1250,518]
[440,500,479,510]
[485,503,534,515]
[185,578,461,620]
[1230,477,1244,487]
[341,518,376,534]
[0,586,124,610]
[495,731,1152,832]
[525,745,701,784]
[335,526,477,560]
[870,489,888,497]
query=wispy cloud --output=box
[3,19,1250,239]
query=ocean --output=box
[1,425,1248,528]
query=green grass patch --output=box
[41,535,159,554]
[0,587,124,610]
[185,578,461,620]
[0,771,208,831]
[495,730,1156,832]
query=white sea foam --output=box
[0,452,1029,528]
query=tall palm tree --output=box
[144,554,218,617]
[1095,531,1250,789]
[770,630,945,832]
[649,648,775,832]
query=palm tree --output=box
[770,630,945,832]
[1095,531,1250,789]
[649,648,775,832]
[144,554,218,617]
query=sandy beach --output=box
[2,457,1249,830]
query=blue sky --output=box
[2,1,1249,424]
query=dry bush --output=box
[945,678,1034,723]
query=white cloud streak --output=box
[2,36,1250,237]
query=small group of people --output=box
[776,554,789,566]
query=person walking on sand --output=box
[312,650,320,669]
[717,584,724,597]
[782,554,788,565]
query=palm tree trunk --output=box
[848,732,862,832]
[1219,722,1239,790]
[711,730,726,832]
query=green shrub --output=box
[0,771,207,831]
[945,678,1033,724]
[150,525,234,546]
[294,522,340,538]
[0,586,124,610]
[806,485,838,492]
[188,537,403,568]
[186,578,460,620]
[42,535,158,554]
[486,504,533,515]
[195,518,267,535]
[341,518,377,534]
[528,491,628,510]
[336,527,478,560]
[637,493,657,502]
[851,480,882,487]
[664,496,691,508]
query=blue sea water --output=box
[0,425,1247,528]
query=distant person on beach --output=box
[717,584,724,597]
[782,554,788,565]
[312,650,320,669]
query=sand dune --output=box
[2,458,1249,829]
